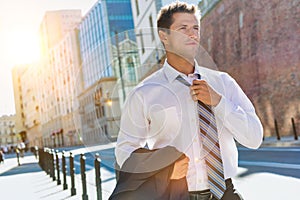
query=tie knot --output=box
[176,73,201,87]
[176,75,191,86]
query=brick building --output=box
[199,0,299,137]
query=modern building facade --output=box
[77,0,138,145]
[78,0,135,89]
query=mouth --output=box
[185,39,199,46]
[185,41,198,46]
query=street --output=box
[1,144,299,200]
[233,147,300,200]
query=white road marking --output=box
[238,147,300,152]
[239,161,300,170]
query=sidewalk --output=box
[0,148,116,200]
[261,136,300,147]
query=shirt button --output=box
[194,157,199,162]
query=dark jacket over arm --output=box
[109,146,189,200]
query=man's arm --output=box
[115,89,149,167]
[214,73,263,148]
[190,74,263,149]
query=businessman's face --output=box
[161,12,200,61]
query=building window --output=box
[126,57,136,82]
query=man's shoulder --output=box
[197,65,231,79]
[142,68,165,83]
[126,68,166,97]
[135,68,167,88]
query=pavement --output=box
[0,136,299,200]
[260,136,300,147]
[0,144,117,200]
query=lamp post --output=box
[114,30,126,102]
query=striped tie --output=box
[176,75,226,199]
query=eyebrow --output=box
[175,24,199,29]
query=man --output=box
[115,2,263,200]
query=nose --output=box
[186,28,199,39]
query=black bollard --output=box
[69,152,76,196]
[94,153,102,200]
[47,149,51,176]
[48,150,53,178]
[44,149,49,175]
[274,119,280,140]
[80,153,88,200]
[62,151,68,190]
[291,118,298,140]
[38,148,42,168]
[51,150,56,181]
[56,150,61,185]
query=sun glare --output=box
[5,30,40,67]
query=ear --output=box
[158,30,168,45]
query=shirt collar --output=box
[163,59,201,83]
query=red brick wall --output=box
[200,0,300,137]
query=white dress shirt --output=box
[115,60,263,191]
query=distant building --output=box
[10,10,83,148]
[43,29,83,147]
[11,65,27,145]
[12,64,41,148]
[37,10,83,147]
[0,114,17,148]
[39,10,82,56]
[199,0,300,136]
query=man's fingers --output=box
[170,156,190,180]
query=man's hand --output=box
[190,79,221,106]
[170,156,190,180]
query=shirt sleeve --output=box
[213,73,263,149]
[115,89,149,167]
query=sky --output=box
[0,0,97,116]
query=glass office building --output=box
[78,0,135,89]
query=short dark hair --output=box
[157,1,200,32]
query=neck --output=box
[166,52,195,75]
